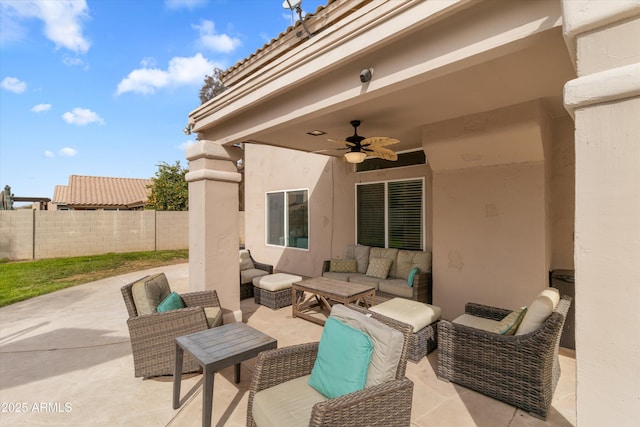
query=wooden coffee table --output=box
[292,276,375,326]
[173,323,277,427]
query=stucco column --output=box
[562,2,640,425]
[186,140,242,324]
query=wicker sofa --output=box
[240,249,273,299]
[322,245,432,303]
[437,293,572,419]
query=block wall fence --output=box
[0,210,192,261]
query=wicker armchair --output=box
[247,305,414,427]
[437,295,572,419]
[240,249,273,299]
[121,274,223,378]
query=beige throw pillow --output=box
[330,259,357,273]
[366,257,393,279]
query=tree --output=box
[199,67,226,104]
[146,161,188,211]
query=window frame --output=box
[265,188,310,251]
[355,177,425,250]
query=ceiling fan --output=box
[328,120,399,163]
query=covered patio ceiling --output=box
[209,28,575,160]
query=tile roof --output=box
[53,175,153,208]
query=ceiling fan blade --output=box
[369,146,398,161]
[361,136,400,147]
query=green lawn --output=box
[0,250,188,307]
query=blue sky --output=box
[0,0,324,204]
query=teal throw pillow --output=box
[308,317,373,399]
[156,291,185,313]
[407,267,419,287]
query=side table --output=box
[173,323,277,427]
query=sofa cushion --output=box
[348,274,380,289]
[252,375,327,427]
[156,291,185,313]
[239,250,254,271]
[204,306,223,328]
[366,257,393,279]
[370,298,441,333]
[253,273,302,292]
[369,247,399,277]
[378,279,414,299]
[131,273,172,315]
[322,271,361,282]
[396,250,432,279]
[330,304,404,387]
[452,314,501,332]
[344,245,371,274]
[516,288,560,335]
[308,317,373,398]
[240,268,269,285]
[329,259,357,273]
[494,306,527,335]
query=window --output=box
[266,189,309,249]
[356,179,423,250]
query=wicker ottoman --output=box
[253,273,303,310]
[370,298,441,362]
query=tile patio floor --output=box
[0,263,575,426]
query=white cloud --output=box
[31,103,51,112]
[193,20,241,53]
[116,53,221,95]
[62,54,87,68]
[44,150,55,158]
[165,0,207,10]
[1,0,91,53]
[59,147,78,156]
[178,139,196,151]
[62,107,105,125]
[1,76,27,93]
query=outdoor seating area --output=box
[0,264,577,426]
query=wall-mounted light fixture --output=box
[183,124,192,135]
[360,68,373,83]
[344,151,367,163]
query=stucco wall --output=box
[0,210,189,260]
[244,144,354,278]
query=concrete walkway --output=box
[0,263,576,426]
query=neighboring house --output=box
[52,175,153,210]
[184,1,639,425]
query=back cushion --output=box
[330,304,404,387]
[344,245,371,274]
[239,250,255,271]
[131,273,172,315]
[396,250,432,280]
[516,288,561,335]
[369,247,399,277]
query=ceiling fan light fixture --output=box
[344,151,367,163]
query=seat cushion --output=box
[330,304,404,387]
[452,314,500,332]
[322,271,361,282]
[348,274,381,289]
[516,288,561,335]
[378,279,414,299]
[370,298,441,333]
[204,307,223,328]
[131,273,171,315]
[253,273,302,292]
[308,317,373,398]
[252,375,327,427]
[240,268,269,285]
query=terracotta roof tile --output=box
[54,175,153,208]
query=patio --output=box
[0,263,575,426]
